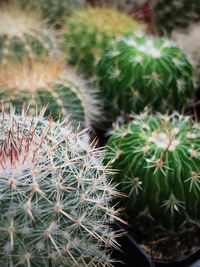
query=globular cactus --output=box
[152,0,200,35]
[0,60,100,128]
[0,3,54,64]
[18,0,86,26]
[63,7,145,76]
[106,112,200,230]
[0,105,120,266]
[97,36,194,120]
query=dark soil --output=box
[128,217,200,261]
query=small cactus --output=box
[0,105,119,266]
[0,60,100,128]
[152,0,200,35]
[63,7,145,76]
[106,112,200,230]
[97,36,194,120]
[0,3,54,64]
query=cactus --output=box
[152,0,200,35]
[106,112,200,230]
[0,60,101,128]
[0,3,54,64]
[18,0,86,26]
[97,36,194,120]
[63,7,145,76]
[0,104,120,266]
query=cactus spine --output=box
[97,36,194,120]
[63,7,145,76]
[0,60,101,128]
[0,105,119,266]
[0,4,54,64]
[106,113,200,230]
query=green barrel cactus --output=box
[0,105,119,266]
[63,7,145,76]
[152,0,200,35]
[106,113,200,230]
[0,60,100,128]
[0,4,54,64]
[18,0,86,26]
[97,36,194,120]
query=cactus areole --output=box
[0,106,118,266]
[106,113,200,230]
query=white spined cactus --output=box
[0,105,120,267]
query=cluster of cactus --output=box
[97,36,194,120]
[0,60,100,128]
[0,4,54,64]
[0,105,119,266]
[63,7,145,75]
[18,0,86,25]
[106,113,200,230]
[152,0,200,35]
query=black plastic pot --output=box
[113,222,200,267]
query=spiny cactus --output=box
[0,3,54,64]
[0,60,100,128]
[97,36,194,120]
[152,0,200,35]
[106,112,200,230]
[18,0,86,26]
[63,7,145,76]
[0,105,120,266]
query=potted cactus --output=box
[0,104,122,266]
[62,7,145,76]
[0,59,101,128]
[96,35,194,123]
[106,112,200,266]
[0,3,55,64]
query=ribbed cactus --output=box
[152,0,200,35]
[18,0,86,26]
[0,4,54,64]
[97,36,194,120]
[0,105,119,266]
[106,113,200,230]
[63,7,145,76]
[0,60,100,128]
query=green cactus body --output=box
[106,113,200,230]
[97,36,194,120]
[0,60,100,128]
[0,4,54,64]
[63,7,145,76]
[0,106,119,266]
[19,0,86,26]
[153,0,200,35]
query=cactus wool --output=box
[106,113,200,230]
[0,105,119,266]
